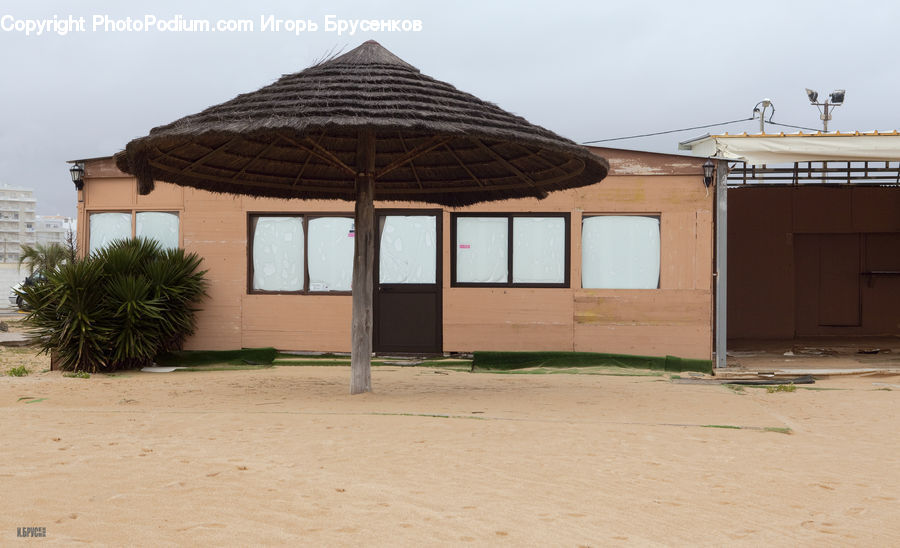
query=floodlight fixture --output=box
[805,88,846,131]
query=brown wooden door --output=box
[817,234,861,327]
[795,234,861,335]
[373,211,442,354]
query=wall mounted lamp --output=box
[703,159,714,187]
[69,162,85,189]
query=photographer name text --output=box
[1,14,423,37]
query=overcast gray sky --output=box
[1,0,898,217]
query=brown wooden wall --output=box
[728,186,900,339]
[78,149,714,359]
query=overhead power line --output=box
[582,117,753,144]
[766,120,826,132]
[582,117,828,145]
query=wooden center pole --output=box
[350,129,375,394]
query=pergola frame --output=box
[727,160,900,186]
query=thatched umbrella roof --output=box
[116,40,608,206]
[116,41,609,394]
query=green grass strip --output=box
[156,347,278,367]
[175,364,274,372]
[472,351,712,374]
[484,366,662,377]
[369,412,487,421]
[273,359,353,367]
[275,353,348,360]
[272,358,472,369]
[737,385,847,391]
[700,424,793,434]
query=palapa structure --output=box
[116,40,609,393]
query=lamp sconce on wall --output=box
[702,159,714,187]
[69,162,85,190]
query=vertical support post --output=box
[714,160,729,369]
[351,129,375,394]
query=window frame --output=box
[450,212,571,288]
[86,209,182,254]
[135,210,181,250]
[246,212,354,295]
[375,208,443,287]
[580,213,662,290]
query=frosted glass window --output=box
[512,217,566,283]
[252,217,304,291]
[89,212,131,253]
[307,217,354,292]
[456,217,508,283]
[582,216,660,289]
[136,212,179,250]
[379,216,436,284]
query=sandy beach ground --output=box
[1,352,899,546]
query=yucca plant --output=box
[24,259,111,372]
[20,238,208,372]
[142,248,207,352]
[105,274,165,368]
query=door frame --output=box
[373,208,443,354]
[794,232,864,336]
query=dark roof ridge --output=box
[322,40,418,73]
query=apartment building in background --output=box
[35,215,74,246]
[0,185,36,263]
[0,185,75,263]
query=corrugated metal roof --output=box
[713,130,900,138]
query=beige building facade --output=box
[75,148,715,360]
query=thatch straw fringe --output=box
[116,41,608,207]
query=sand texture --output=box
[1,363,899,546]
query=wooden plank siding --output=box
[78,148,714,359]
[728,186,900,340]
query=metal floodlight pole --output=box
[805,88,845,132]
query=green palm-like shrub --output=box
[21,238,208,372]
[19,242,73,276]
